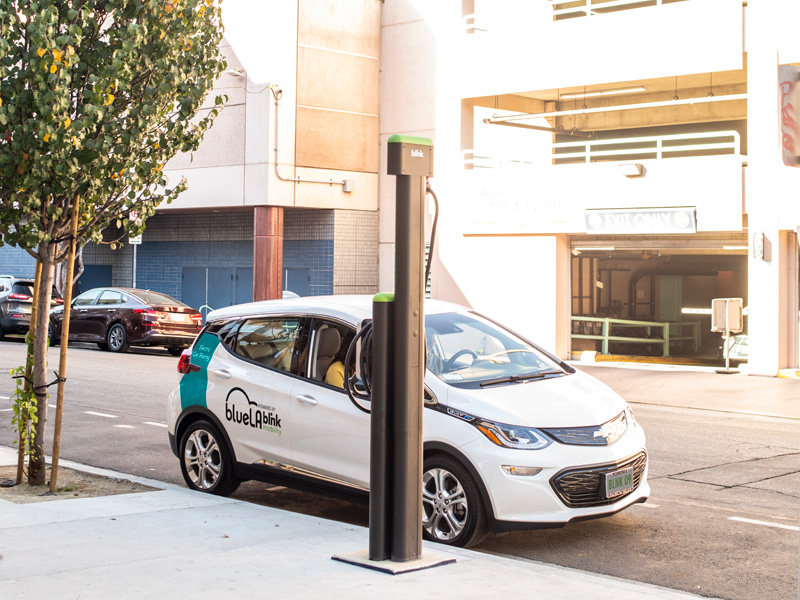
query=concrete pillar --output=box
[253,206,283,301]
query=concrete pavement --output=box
[6,361,799,599]
[0,446,720,600]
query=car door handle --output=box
[79,309,88,313]
[296,394,318,407]
[212,369,232,380]
[108,309,116,313]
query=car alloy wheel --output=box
[106,323,129,352]
[179,420,240,496]
[422,454,488,548]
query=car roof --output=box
[206,294,469,326]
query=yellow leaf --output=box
[104,94,114,106]
[64,117,71,129]
[63,60,69,67]
[198,6,205,16]
[183,40,193,50]
[159,30,166,39]
[37,47,46,57]
[0,97,3,107]
[53,49,62,63]
[44,134,50,142]
[71,136,78,146]
[49,64,57,73]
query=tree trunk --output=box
[28,243,56,486]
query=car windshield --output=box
[425,312,564,387]
[130,290,186,307]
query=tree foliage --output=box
[0,0,227,485]
[0,0,226,254]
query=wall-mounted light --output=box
[619,163,645,177]
[559,86,647,100]
[224,68,245,78]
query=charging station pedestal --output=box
[332,136,456,573]
[371,135,433,562]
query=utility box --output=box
[711,298,744,333]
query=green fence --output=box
[571,316,701,357]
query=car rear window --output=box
[130,290,186,307]
[11,283,33,296]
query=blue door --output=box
[77,265,112,295]
[284,268,310,297]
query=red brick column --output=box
[253,206,283,301]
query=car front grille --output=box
[550,451,647,508]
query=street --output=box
[0,339,797,600]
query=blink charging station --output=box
[369,135,433,562]
[337,135,450,570]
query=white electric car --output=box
[167,295,649,548]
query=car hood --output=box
[439,369,626,428]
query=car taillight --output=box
[133,308,165,324]
[177,350,201,375]
[53,298,64,304]
[9,293,29,300]
[190,314,203,328]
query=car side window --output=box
[233,317,303,374]
[73,289,102,307]
[97,290,122,305]
[304,319,356,389]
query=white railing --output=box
[464,130,741,168]
[550,0,681,19]
[553,131,741,164]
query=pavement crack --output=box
[663,451,800,479]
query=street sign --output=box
[129,234,142,245]
[711,298,743,333]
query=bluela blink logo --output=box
[225,387,282,435]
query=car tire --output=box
[106,323,129,353]
[422,454,489,548]
[48,322,58,346]
[0,326,7,341]
[167,346,185,357]
[97,342,108,351]
[179,420,241,496]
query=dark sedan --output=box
[50,287,202,354]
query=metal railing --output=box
[553,131,740,164]
[571,316,700,357]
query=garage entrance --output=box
[570,234,748,361]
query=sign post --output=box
[711,298,743,374]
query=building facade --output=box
[380,0,800,376]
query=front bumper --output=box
[459,423,650,529]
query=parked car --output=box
[50,287,202,355]
[0,276,63,340]
[167,295,649,548]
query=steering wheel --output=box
[445,349,478,371]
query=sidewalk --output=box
[0,445,717,600]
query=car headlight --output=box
[626,404,638,428]
[475,419,552,450]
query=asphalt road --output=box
[0,338,797,600]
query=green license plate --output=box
[604,467,634,499]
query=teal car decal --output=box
[180,332,220,411]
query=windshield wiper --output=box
[479,369,565,388]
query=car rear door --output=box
[289,318,369,488]
[203,315,308,467]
